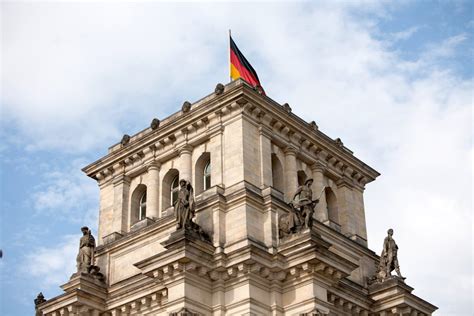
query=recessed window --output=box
[171,176,180,205]
[139,191,147,221]
[204,161,211,190]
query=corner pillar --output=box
[336,176,357,238]
[112,174,131,234]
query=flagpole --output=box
[229,29,232,83]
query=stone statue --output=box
[76,226,96,274]
[174,180,195,230]
[279,180,322,238]
[173,179,210,242]
[373,228,405,283]
[34,292,46,316]
[291,179,318,229]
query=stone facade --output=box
[37,79,437,315]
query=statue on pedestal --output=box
[372,228,405,283]
[73,226,105,281]
[76,226,95,274]
[173,179,210,242]
[34,292,46,316]
[279,180,323,238]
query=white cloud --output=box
[390,26,421,41]
[2,2,472,314]
[30,158,99,225]
[20,234,78,289]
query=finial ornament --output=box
[215,83,225,95]
[371,228,406,283]
[121,134,130,146]
[150,118,160,130]
[283,103,292,113]
[182,101,192,113]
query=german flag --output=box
[230,36,265,95]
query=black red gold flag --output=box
[230,35,265,95]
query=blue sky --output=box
[1,1,472,315]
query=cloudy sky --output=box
[1,1,472,315]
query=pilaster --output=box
[112,174,131,234]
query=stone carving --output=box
[174,180,210,242]
[300,308,328,316]
[283,103,292,113]
[371,228,405,283]
[74,227,106,281]
[34,292,46,316]
[335,137,343,147]
[77,226,95,273]
[279,180,322,238]
[214,83,225,95]
[121,134,130,146]
[182,101,192,113]
[150,118,160,130]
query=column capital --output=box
[283,145,298,156]
[336,175,354,188]
[112,174,131,186]
[311,160,327,172]
[178,144,193,156]
[147,161,161,171]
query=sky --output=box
[0,1,472,315]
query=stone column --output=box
[311,162,328,222]
[112,174,130,234]
[284,146,298,202]
[147,161,160,220]
[179,144,193,183]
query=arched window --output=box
[130,184,147,226]
[271,154,284,192]
[204,161,211,191]
[195,152,211,194]
[162,168,179,210]
[171,176,180,206]
[326,187,339,223]
[139,191,147,221]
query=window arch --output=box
[325,187,339,223]
[271,154,284,192]
[162,168,179,210]
[130,184,147,225]
[195,152,211,194]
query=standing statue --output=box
[174,179,195,229]
[291,179,319,229]
[279,181,324,238]
[172,179,210,242]
[76,226,96,274]
[34,292,46,316]
[374,228,405,282]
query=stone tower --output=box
[37,79,437,315]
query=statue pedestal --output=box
[37,274,107,315]
[369,277,437,315]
